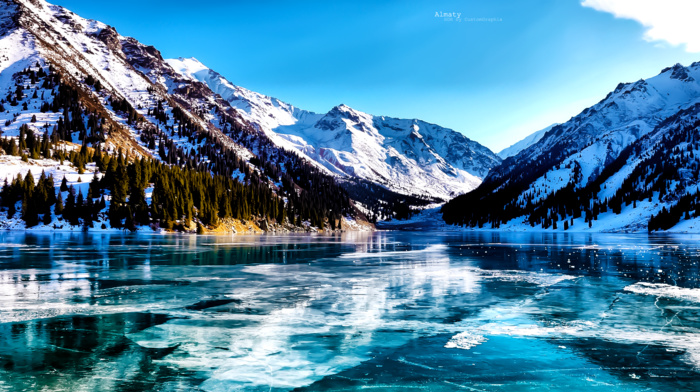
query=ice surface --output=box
[2,231,700,391]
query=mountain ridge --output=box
[165,57,501,201]
[0,0,367,232]
[443,60,700,233]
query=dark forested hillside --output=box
[0,64,354,231]
[442,66,700,233]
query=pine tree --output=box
[55,191,64,215]
[23,171,34,195]
[7,200,15,219]
[21,197,38,227]
[42,206,52,225]
[65,185,77,225]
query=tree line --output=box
[0,63,358,231]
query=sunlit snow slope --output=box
[166,57,501,201]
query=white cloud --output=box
[581,0,700,52]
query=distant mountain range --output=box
[443,62,700,232]
[166,57,500,201]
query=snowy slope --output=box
[495,63,700,185]
[0,155,115,232]
[6,0,356,188]
[491,107,700,233]
[498,124,557,159]
[166,57,501,201]
[3,0,254,163]
[444,61,700,233]
[507,63,700,202]
[0,0,370,232]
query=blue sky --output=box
[54,0,699,152]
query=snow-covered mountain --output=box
[0,0,253,161]
[166,57,501,201]
[498,63,700,185]
[497,124,557,159]
[443,61,700,232]
[0,0,365,231]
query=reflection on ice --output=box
[129,251,488,391]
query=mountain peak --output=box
[327,103,363,118]
[329,103,358,115]
[659,63,694,81]
[164,61,500,202]
[173,56,205,67]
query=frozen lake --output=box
[1,231,700,391]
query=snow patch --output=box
[624,282,700,303]
[444,331,487,350]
